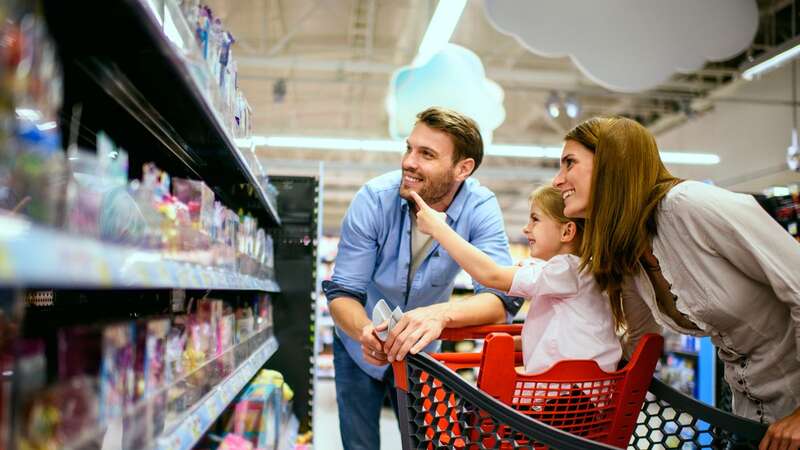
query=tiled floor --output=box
[313,378,402,450]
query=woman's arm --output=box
[410,191,518,291]
[620,277,663,359]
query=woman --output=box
[553,117,800,450]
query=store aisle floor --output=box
[314,378,402,450]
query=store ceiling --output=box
[211,0,796,237]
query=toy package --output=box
[235,306,255,344]
[255,294,272,332]
[172,177,215,250]
[99,322,136,422]
[57,325,102,381]
[0,7,65,226]
[128,318,170,450]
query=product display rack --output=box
[0,0,320,448]
[264,176,322,438]
[156,334,278,450]
[42,0,280,227]
[46,329,279,450]
[0,215,280,292]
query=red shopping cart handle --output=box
[439,324,523,341]
[430,351,524,371]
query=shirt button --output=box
[756,410,762,416]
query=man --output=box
[322,107,522,450]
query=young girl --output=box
[410,186,620,375]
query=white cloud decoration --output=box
[484,0,759,93]
[387,43,505,144]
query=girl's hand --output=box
[409,191,447,236]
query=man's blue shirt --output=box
[323,170,523,379]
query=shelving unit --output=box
[0,215,279,291]
[156,335,278,450]
[0,0,319,448]
[43,0,280,227]
[315,236,338,380]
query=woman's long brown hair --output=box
[564,117,681,331]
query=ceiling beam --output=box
[265,0,323,57]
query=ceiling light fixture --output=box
[564,93,581,119]
[545,91,561,119]
[741,34,800,81]
[273,78,287,103]
[413,0,468,66]
[241,136,721,165]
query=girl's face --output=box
[521,204,564,261]
[553,140,594,219]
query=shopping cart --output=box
[391,325,768,449]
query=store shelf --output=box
[43,0,280,227]
[0,215,279,291]
[665,348,700,359]
[156,335,279,450]
[317,315,335,328]
[316,354,335,379]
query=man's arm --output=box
[323,185,387,365]
[410,191,518,291]
[382,291,506,362]
[329,297,387,365]
[384,191,521,362]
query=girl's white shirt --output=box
[509,254,621,375]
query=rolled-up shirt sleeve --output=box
[323,185,381,305]
[507,256,578,299]
[467,194,524,317]
[620,277,663,359]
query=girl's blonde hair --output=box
[529,185,583,255]
[564,117,681,331]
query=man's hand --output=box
[759,407,800,450]
[384,303,450,362]
[359,322,388,366]
[409,191,447,237]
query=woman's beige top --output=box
[621,181,800,424]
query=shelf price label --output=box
[157,264,171,284]
[189,415,203,441]
[134,262,150,284]
[177,265,190,286]
[0,244,14,280]
[96,259,113,286]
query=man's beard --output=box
[399,169,455,206]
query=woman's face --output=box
[553,140,594,218]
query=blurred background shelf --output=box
[156,335,279,450]
[0,215,280,291]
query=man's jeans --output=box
[333,334,399,450]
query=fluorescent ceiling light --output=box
[741,35,800,81]
[413,0,467,66]
[767,186,791,197]
[244,136,720,165]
